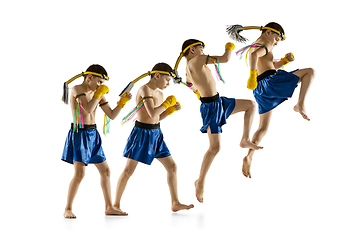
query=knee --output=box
[307,68,316,78]
[103,167,111,178]
[209,142,221,155]
[123,166,135,178]
[248,100,256,111]
[74,170,85,182]
[169,162,177,173]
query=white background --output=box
[1,0,359,239]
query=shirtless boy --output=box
[183,39,262,203]
[242,22,315,178]
[113,63,194,213]
[61,64,131,218]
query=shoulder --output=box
[71,85,84,97]
[138,84,153,97]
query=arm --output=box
[141,87,166,118]
[100,91,132,120]
[274,52,295,69]
[73,86,100,114]
[248,46,268,70]
[247,46,269,90]
[273,61,284,70]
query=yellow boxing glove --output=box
[193,90,201,100]
[166,102,181,115]
[93,85,109,100]
[161,95,177,109]
[225,42,235,51]
[117,91,132,108]
[280,52,295,66]
[247,69,258,90]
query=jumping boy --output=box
[182,39,263,203]
[113,63,194,213]
[240,22,315,178]
[61,64,132,218]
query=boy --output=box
[242,22,315,178]
[182,39,263,203]
[61,64,132,218]
[113,63,194,213]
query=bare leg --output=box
[195,129,221,203]
[243,111,272,178]
[64,161,86,218]
[157,156,194,212]
[113,158,138,214]
[231,99,263,150]
[293,68,315,121]
[95,161,127,216]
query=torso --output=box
[136,85,163,124]
[70,86,97,125]
[252,41,276,76]
[186,55,218,98]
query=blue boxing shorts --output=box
[253,69,300,114]
[123,121,171,165]
[61,124,106,166]
[200,93,236,134]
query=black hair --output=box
[84,64,108,79]
[262,22,285,37]
[182,39,205,56]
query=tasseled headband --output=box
[118,70,175,97]
[173,41,205,85]
[226,25,285,43]
[62,71,109,104]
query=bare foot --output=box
[194,180,204,203]
[172,202,194,212]
[105,206,128,216]
[293,105,310,121]
[242,156,252,178]
[64,209,76,219]
[240,139,263,150]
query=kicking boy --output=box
[113,63,194,213]
[241,22,315,178]
[182,39,262,203]
[61,64,132,218]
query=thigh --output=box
[292,68,313,83]
[157,155,176,172]
[74,161,86,172]
[231,99,254,115]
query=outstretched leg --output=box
[95,161,127,216]
[293,68,315,121]
[113,158,138,214]
[243,111,272,178]
[231,99,263,150]
[157,156,194,212]
[64,161,86,218]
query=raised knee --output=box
[249,100,256,111]
[306,68,315,78]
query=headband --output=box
[226,25,286,43]
[173,41,205,84]
[119,70,175,96]
[62,71,109,104]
